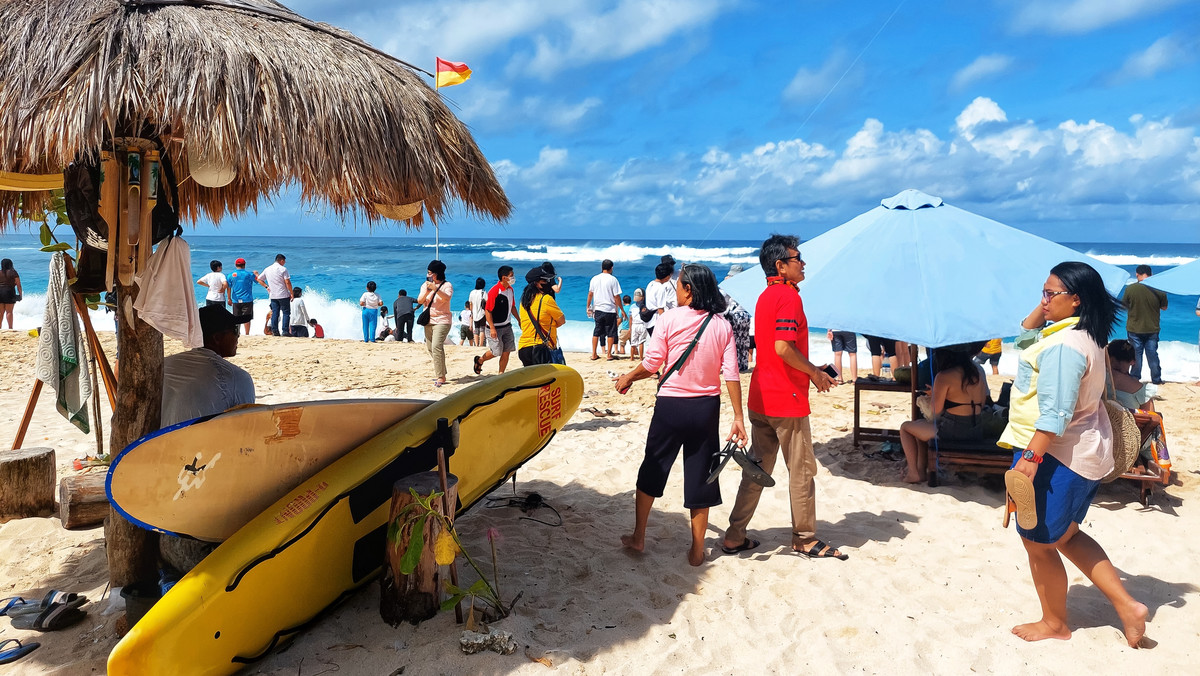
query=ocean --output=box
[2,235,1198,381]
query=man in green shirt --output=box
[1122,264,1168,384]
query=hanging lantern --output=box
[187,144,236,188]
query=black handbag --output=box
[528,297,566,365]
[416,282,444,326]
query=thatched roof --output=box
[0,0,511,229]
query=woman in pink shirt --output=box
[615,263,747,566]
[417,260,454,386]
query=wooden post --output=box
[11,379,43,450]
[380,471,458,626]
[105,282,162,587]
[0,447,56,521]
[59,472,108,529]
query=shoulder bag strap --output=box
[657,313,714,391]
[425,282,445,311]
[530,296,557,348]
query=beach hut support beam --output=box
[104,275,163,587]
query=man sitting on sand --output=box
[161,305,255,427]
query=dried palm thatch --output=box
[0,0,512,230]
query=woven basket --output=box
[1102,398,1141,483]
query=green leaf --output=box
[397,514,427,575]
[40,242,72,252]
[467,579,490,596]
[440,593,466,611]
[84,293,101,304]
[39,224,52,246]
[385,518,401,545]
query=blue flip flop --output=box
[0,597,33,616]
[0,638,40,664]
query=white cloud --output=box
[491,100,1199,233]
[783,49,858,104]
[1111,35,1194,83]
[951,54,1013,92]
[1010,0,1187,35]
[955,97,1008,139]
[451,85,602,132]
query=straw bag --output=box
[1102,354,1140,483]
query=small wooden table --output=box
[852,377,917,447]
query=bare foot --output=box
[620,534,644,553]
[1012,620,1071,642]
[1117,601,1149,648]
[688,540,705,567]
[901,472,924,484]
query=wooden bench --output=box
[852,377,916,447]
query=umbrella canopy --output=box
[0,0,511,229]
[721,189,1130,347]
[1144,258,1200,295]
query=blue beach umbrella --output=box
[720,189,1130,348]
[1144,258,1200,295]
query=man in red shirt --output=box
[722,234,845,560]
[474,266,517,375]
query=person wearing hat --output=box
[161,305,255,427]
[517,265,566,366]
[227,257,257,336]
[417,260,454,385]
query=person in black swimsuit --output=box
[0,259,21,329]
[898,344,990,483]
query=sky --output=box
[199,0,1199,242]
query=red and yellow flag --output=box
[435,58,472,89]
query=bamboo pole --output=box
[10,379,43,450]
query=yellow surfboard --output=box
[108,365,582,675]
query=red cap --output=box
[235,257,246,265]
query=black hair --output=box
[1,259,12,271]
[622,294,631,304]
[1050,261,1122,347]
[367,280,377,292]
[275,253,286,262]
[475,277,486,290]
[678,264,727,314]
[428,260,447,282]
[602,259,614,272]
[210,260,222,272]
[521,278,549,318]
[1107,339,1135,363]
[292,287,302,298]
[541,262,556,276]
[398,289,407,296]
[1135,264,1152,276]
[933,347,982,387]
[498,265,514,279]
[654,262,672,280]
[308,318,317,325]
[759,233,800,276]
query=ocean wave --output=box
[491,243,760,265]
[1087,253,1197,267]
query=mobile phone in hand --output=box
[821,365,839,379]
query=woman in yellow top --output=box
[517,265,566,366]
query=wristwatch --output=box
[1021,449,1043,464]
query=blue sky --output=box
[206,0,1199,242]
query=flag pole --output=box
[439,58,444,260]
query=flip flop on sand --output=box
[794,539,848,560]
[6,591,85,617]
[0,639,40,665]
[719,538,760,555]
[0,597,32,616]
[9,602,86,631]
[472,355,483,375]
[583,407,610,417]
[1004,470,1038,530]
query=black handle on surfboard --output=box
[435,418,459,457]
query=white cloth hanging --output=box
[35,252,92,433]
[134,236,203,348]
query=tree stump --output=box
[380,471,458,626]
[59,472,109,529]
[0,447,56,521]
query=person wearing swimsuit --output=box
[899,345,990,483]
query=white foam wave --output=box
[492,243,759,265]
[1087,254,1196,267]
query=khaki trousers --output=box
[726,411,816,547]
[425,322,450,379]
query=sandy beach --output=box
[1,330,1198,675]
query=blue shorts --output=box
[1010,451,1100,544]
[831,331,857,353]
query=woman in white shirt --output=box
[360,281,384,343]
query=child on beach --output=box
[629,288,647,361]
[459,301,474,345]
[289,287,310,337]
[196,260,230,308]
[360,281,384,343]
[378,307,393,341]
[618,294,632,355]
[308,318,324,338]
